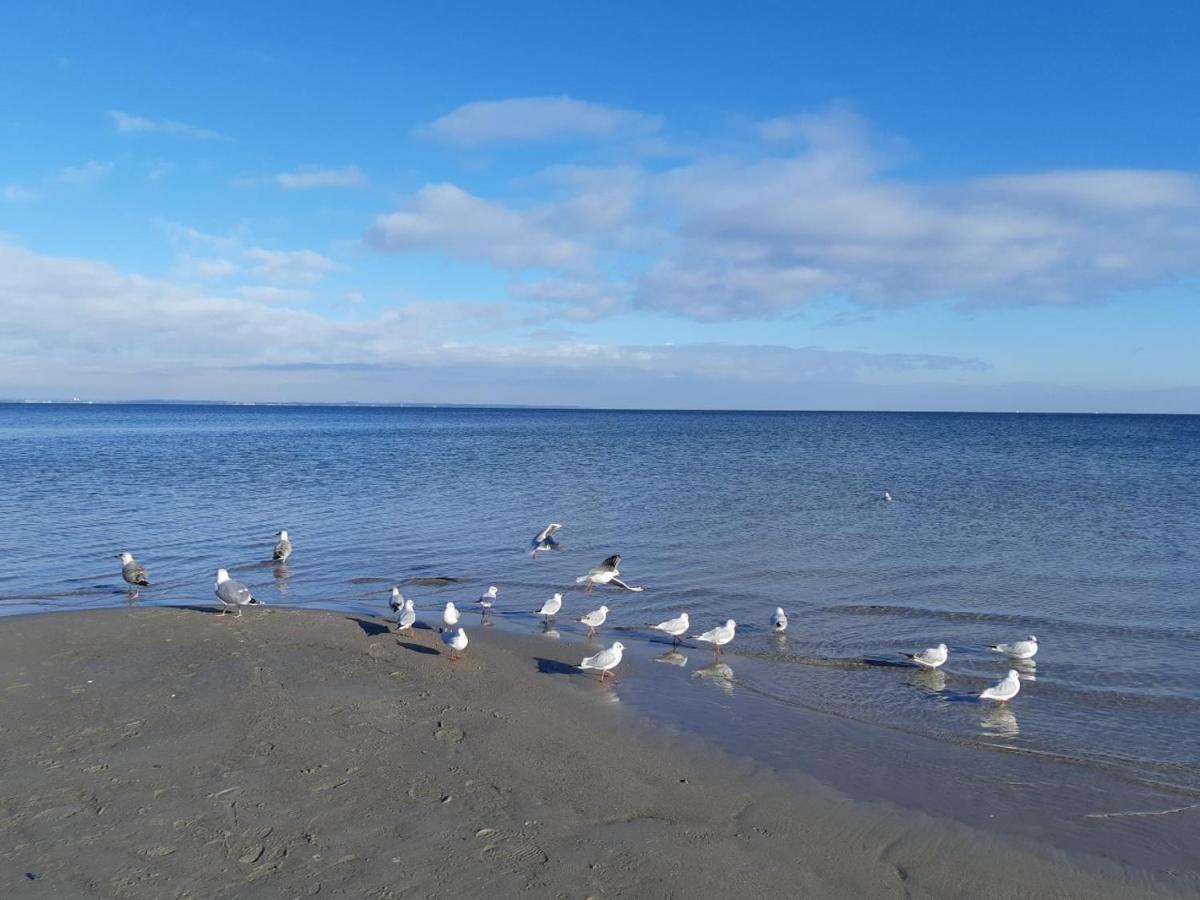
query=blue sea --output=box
[2,404,1197,867]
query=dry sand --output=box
[0,607,1189,898]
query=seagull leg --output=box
[236,607,243,618]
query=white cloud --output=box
[275,164,368,189]
[238,285,311,303]
[171,256,240,281]
[508,277,629,321]
[422,96,662,145]
[58,160,114,185]
[366,183,592,271]
[3,184,37,202]
[244,248,338,285]
[108,109,225,140]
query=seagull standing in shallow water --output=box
[536,592,563,620]
[578,605,609,639]
[117,552,149,588]
[272,530,292,561]
[575,554,644,592]
[651,612,689,645]
[476,585,498,616]
[530,523,563,559]
[441,627,468,661]
[989,635,1038,660]
[215,568,260,617]
[578,642,624,681]
[771,607,788,633]
[980,669,1022,704]
[389,586,404,617]
[902,642,948,669]
[693,619,736,655]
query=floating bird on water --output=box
[273,530,292,562]
[902,642,948,669]
[578,605,609,639]
[536,592,563,619]
[441,627,468,661]
[530,523,563,559]
[477,585,498,615]
[989,635,1038,660]
[883,490,894,502]
[395,597,416,634]
[693,619,736,655]
[117,552,149,588]
[651,612,689,645]
[215,568,260,617]
[443,601,460,627]
[578,641,624,681]
[980,669,1022,704]
[576,554,643,592]
[389,587,404,617]
[771,607,788,633]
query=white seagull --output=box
[396,597,416,634]
[980,669,1022,704]
[578,642,624,681]
[575,554,643,592]
[989,635,1038,660]
[536,592,563,619]
[530,523,563,559]
[771,607,788,633]
[443,601,460,627]
[578,605,609,639]
[693,619,736,655]
[273,530,292,562]
[215,568,260,617]
[651,612,689,645]
[883,490,894,502]
[476,585,498,615]
[389,586,404,616]
[902,642,949,669]
[441,627,468,661]
[117,552,149,587]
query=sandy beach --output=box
[0,607,1189,899]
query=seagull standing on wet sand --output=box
[651,612,689,646]
[215,568,260,617]
[476,585,498,616]
[536,592,563,620]
[441,627,468,661]
[578,642,624,681]
[443,601,460,627]
[902,642,948,669]
[530,523,563,559]
[693,619,736,655]
[980,669,1022,704]
[989,635,1039,660]
[771,607,788,633]
[389,586,404,616]
[117,552,149,587]
[575,554,644,592]
[578,605,609,639]
[273,530,292,562]
[396,597,416,634]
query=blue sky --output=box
[2,1,1198,410]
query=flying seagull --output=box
[530,523,563,559]
[575,554,643,592]
[980,669,1022,704]
[989,635,1039,660]
[272,530,292,562]
[902,642,949,669]
[578,641,624,681]
[117,552,149,587]
[215,568,260,617]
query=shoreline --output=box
[0,607,1191,898]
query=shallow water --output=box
[2,404,1198,858]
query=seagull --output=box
[883,490,894,502]
[389,586,404,616]
[215,568,260,617]
[441,627,468,661]
[771,607,788,632]
[530,523,563,559]
[536,592,563,619]
[980,669,1022,704]
[396,597,416,634]
[575,554,644,592]
[578,641,624,681]
[443,602,460,627]
[476,585,498,615]
[693,619,736,655]
[989,635,1038,660]
[272,530,292,562]
[651,612,689,645]
[901,642,949,669]
[116,552,149,587]
[578,605,609,639]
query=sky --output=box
[1,0,1198,411]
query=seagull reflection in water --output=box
[692,661,735,695]
[980,705,1020,737]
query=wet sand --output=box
[0,607,1189,898]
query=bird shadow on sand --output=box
[395,640,440,656]
[347,616,391,637]
[166,604,229,616]
[535,657,579,677]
